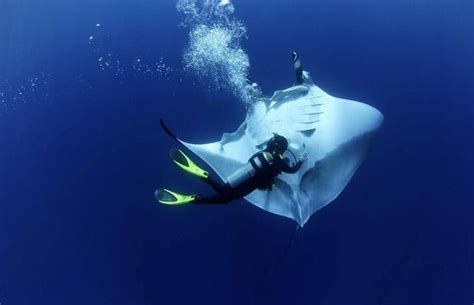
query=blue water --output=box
[1,1,473,304]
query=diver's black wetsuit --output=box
[196,150,303,204]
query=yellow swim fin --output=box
[170,148,209,180]
[155,189,197,205]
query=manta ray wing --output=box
[175,79,382,226]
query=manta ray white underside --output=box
[175,72,383,226]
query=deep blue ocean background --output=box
[1,0,473,304]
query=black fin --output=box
[291,51,303,85]
[160,119,181,144]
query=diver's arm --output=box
[281,160,303,174]
[281,152,307,173]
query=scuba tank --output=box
[226,152,274,188]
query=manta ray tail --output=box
[291,51,304,85]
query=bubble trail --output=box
[177,0,261,104]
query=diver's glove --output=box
[299,152,308,163]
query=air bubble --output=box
[177,0,259,104]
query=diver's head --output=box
[266,134,288,155]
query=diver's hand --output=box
[299,152,308,163]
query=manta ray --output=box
[167,53,383,226]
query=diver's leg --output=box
[203,176,228,194]
[194,182,236,205]
[198,174,262,205]
[156,177,258,206]
[193,193,234,205]
[155,188,233,205]
[169,148,237,195]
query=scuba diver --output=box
[155,51,308,205]
[155,133,307,205]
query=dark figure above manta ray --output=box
[156,52,383,226]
